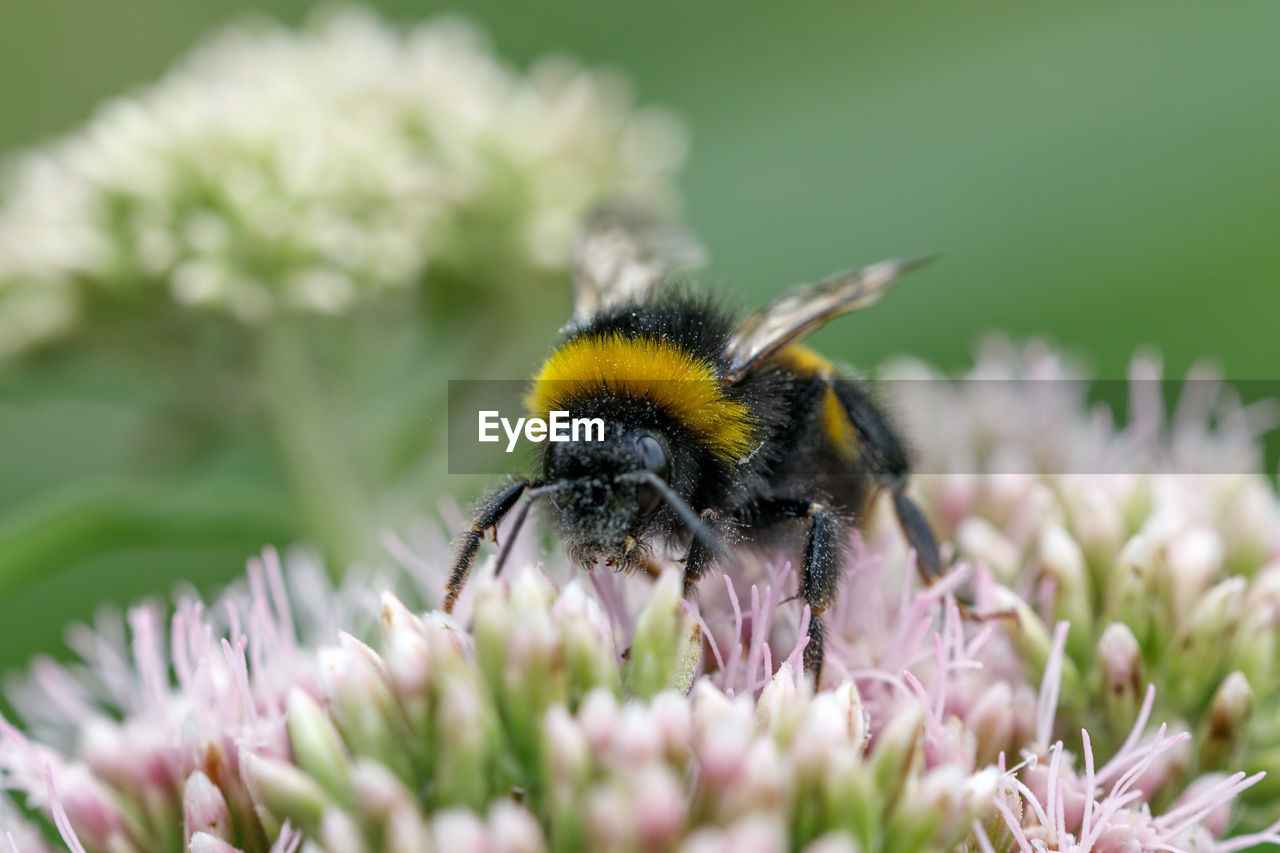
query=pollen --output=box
[526,332,757,462]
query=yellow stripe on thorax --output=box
[776,345,859,462]
[526,333,757,462]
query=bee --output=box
[444,208,941,680]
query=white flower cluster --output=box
[0,7,684,358]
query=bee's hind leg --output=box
[828,378,943,584]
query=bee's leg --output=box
[681,509,721,597]
[733,498,843,682]
[638,555,666,580]
[829,378,942,583]
[444,478,535,613]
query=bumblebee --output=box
[445,209,941,680]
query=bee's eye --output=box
[629,430,670,518]
[633,431,670,481]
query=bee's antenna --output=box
[492,482,565,579]
[620,470,727,560]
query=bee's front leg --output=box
[680,509,722,597]
[444,478,536,613]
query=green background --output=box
[1,0,1277,669]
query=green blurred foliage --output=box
[1,0,1278,668]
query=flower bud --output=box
[385,805,435,853]
[719,814,789,853]
[350,759,414,823]
[51,764,135,852]
[802,832,861,853]
[1102,535,1155,646]
[964,766,1001,823]
[240,749,332,837]
[422,611,473,669]
[992,586,1080,698]
[476,569,565,757]
[188,833,242,853]
[320,635,412,782]
[725,738,790,821]
[984,464,1036,522]
[1175,578,1245,703]
[1231,612,1276,694]
[1243,561,1280,612]
[693,683,756,792]
[819,750,875,843]
[585,782,638,849]
[966,682,1014,766]
[79,718,166,797]
[431,808,489,851]
[869,703,924,813]
[1060,481,1126,565]
[285,688,352,806]
[956,518,1021,583]
[183,771,231,843]
[791,684,867,781]
[433,669,499,809]
[1165,527,1224,619]
[1097,622,1142,691]
[320,809,368,853]
[485,801,545,853]
[625,569,687,697]
[886,764,968,848]
[755,664,803,738]
[649,690,695,762]
[543,705,592,784]
[551,581,620,698]
[540,705,591,849]
[674,615,704,695]
[1220,476,1276,566]
[602,706,660,773]
[1039,523,1092,649]
[1200,671,1253,770]
[1096,622,1143,732]
[630,763,688,848]
[379,593,433,737]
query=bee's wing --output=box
[571,205,707,322]
[724,256,932,382]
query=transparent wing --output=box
[571,204,707,323]
[725,256,933,382]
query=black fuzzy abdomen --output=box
[747,354,877,520]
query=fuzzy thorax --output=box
[525,332,757,462]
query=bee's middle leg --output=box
[733,498,843,683]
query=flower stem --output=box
[255,322,370,571]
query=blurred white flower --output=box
[0,6,685,357]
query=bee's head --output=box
[540,423,674,568]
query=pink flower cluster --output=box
[3,339,1280,852]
